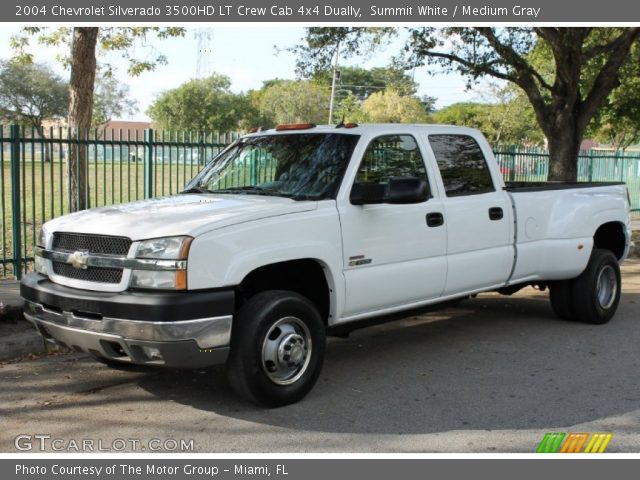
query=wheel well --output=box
[237,259,331,324]
[594,222,626,260]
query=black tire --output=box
[549,280,576,321]
[226,290,326,407]
[571,248,621,324]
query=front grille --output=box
[52,262,123,284]
[52,232,131,256]
[51,232,131,284]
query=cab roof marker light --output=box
[275,123,316,131]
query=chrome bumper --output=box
[24,301,232,367]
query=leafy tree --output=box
[484,84,544,145]
[360,89,431,123]
[311,66,436,123]
[294,27,640,181]
[313,66,419,101]
[0,60,68,133]
[332,93,364,124]
[237,88,270,131]
[92,75,139,130]
[257,80,330,126]
[147,74,249,132]
[419,95,437,115]
[509,30,640,150]
[434,103,489,129]
[11,27,185,210]
[587,40,640,149]
[434,99,544,145]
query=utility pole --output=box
[328,41,340,125]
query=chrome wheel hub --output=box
[262,317,312,386]
[596,265,617,310]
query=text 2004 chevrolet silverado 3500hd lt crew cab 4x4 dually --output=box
[21,123,632,406]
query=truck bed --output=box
[504,180,629,285]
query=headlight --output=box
[34,227,51,275]
[135,236,192,260]
[34,255,48,276]
[37,226,51,248]
[131,236,192,290]
[130,270,186,289]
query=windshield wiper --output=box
[214,186,287,196]
[181,186,213,194]
[289,194,316,201]
[187,185,316,201]
[214,186,266,193]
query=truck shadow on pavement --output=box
[134,290,640,435]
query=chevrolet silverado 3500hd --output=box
[21,124,632,406]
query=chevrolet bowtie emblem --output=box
[67,250,89,269]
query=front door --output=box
[338,134,448,318]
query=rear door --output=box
[426,134,513,295]
[338,134,447,318]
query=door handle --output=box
[426,212,444,227]
[489,207,504,221]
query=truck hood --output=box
[45,194,318,240]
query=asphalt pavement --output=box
[1,259,639,453]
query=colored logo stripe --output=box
[537,433,566,453]
[560,433,589,453]
[536,432,613,453]
[584,433,613,453]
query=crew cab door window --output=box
[428,134,495,196]
[354,134,429,188]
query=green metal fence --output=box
[0,125,241,279]
[1,127,639,280]
[493,146,640,211]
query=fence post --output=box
[510,145,517,182]
[588,150,594,182]
[143,129,154,199]
[250,150,258,185]
[10,125,22,280]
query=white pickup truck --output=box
[21,124,632,406]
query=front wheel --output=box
[226,290,326,407]
[571,249,622,324]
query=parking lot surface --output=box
[2,259,639,453]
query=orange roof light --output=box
[344,123,358,128]
[275,123,316,131]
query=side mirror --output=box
[350,183,387,205]
[387,177,429,204]
[350,177,428,205]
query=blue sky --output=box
[0,27,491,121]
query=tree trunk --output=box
[68,27,98,212]
[36,125,51,163]
[546,119,582,182]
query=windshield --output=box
[184,133,360,200]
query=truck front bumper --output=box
[20,273,234,368]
